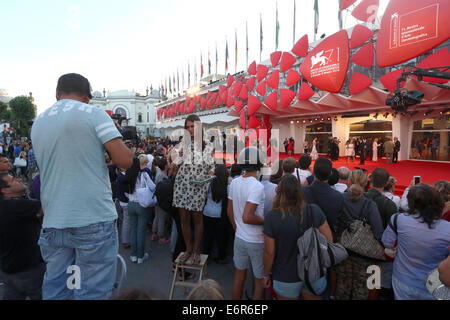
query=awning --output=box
[157,113,239,129]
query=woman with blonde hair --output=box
[186,279,225,300]
[335,170,384,300]
[383,176,401,210]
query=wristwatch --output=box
[424,268,450,300]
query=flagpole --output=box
[246,21,249,70]
[235,29,238,74]
[293,0,296,46]
[260,13,262,62]
[338,0,343,30]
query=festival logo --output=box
[377,0,450,68]
[300,30,349,93]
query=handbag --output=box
[14,156,26,167]
[136,172,157,208]
[339,199,386,261]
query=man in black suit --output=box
[359,138,367,165]
[393,137,400,163]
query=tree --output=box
[9,96,36,137]
[0,101,10,121]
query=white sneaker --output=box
[137,253,149,264]
[130,256,137,263]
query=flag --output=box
[215,42,218,76]
[194,57,197,84]
[169,74,172,93]
[208,47,211,75]
[275,2,280,51]
[201,52,204,78]
[177,68,180,92]
[314,0,319,40]
[173,72,176,93]
[246,21,249,69]
[260,13,263,62]
[338,0,343,30]
[165,77,168,95]
[293,0,296,46]
[235,29,238,73]
[225,37,229,74]
[188,62,191,87]
[182,66,185,90]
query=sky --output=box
[0,0,390,115]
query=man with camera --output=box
[31,73,134,300]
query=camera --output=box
[386,90,424,112]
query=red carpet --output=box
[214,152,450,196]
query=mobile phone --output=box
[414,176,421,185]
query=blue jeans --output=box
[38,220,118,300]
[128,202,151,259]
[273,277,327,299]
[392,276,434,300]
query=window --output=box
[138,113,143,123]
[115,107,127,118]
[305,122,332,153]
[410,116,449,161]
[349,120,392,141]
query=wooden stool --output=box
[169,252,208,300]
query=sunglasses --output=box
[353,166,369,173]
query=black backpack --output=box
[154,176,177,217]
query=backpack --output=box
[297,205,348,296]
[154,176,177,216]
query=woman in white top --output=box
[122,154,156,264]
[345,138,355,163]
[383,176,401,210]
[310,138,319,161]
[372,138,381,162]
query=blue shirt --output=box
[31,99,122,228]
[14,144,21,157]
[382,213,450,294]
[27,148,35,169]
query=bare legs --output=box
[231,268,265,300]
[179,208,203,259]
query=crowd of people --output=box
[0,73,449,301]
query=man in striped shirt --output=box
[31,73,133,300]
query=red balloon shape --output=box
[351,0,379,23]
[416,48,450,83]
[270,51,282,68]
[227,74,235,87]
[380,68,406,92]
[298,82,315,100]
[292,35,309,57]
[232,81,243,98]
[247,95,262,116]
[212,92,218,102]
[256,81,267,96]
[248,61,257,75]
[215,95,222,106]
[201,98,207,110]
[207,98,213,110]
[299,29,350,93]
[239,111,246,129]
[246,77,256,91]
[226,96,234,108]
[351,42,374,67]
[239,85,248,100]
[350,24,374,49]
[280,52,296,73]
[248,116,262,129]
[376,0,450,68]
[267,70,280,90]
[280,89,296,109]
[264,91,278,111]
[286,69,301,87]
[349,72,372,95]
[340,0,357,10]
[257,64,269,82]
[235,100,244,113]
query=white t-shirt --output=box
[228,175,265,243]
[146,154,154,169]
[334,182,348,193]
[294,168,312,185]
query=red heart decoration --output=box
[239,111,246,129]
[267,70,280,90]
[219,85,227,94]
[232,81,243,98]
[286,69,301,87]
[207,98,213,110]
[264,91,278,111]
[247,95,262,116]
[257,64,269,82]
[270,51,282,68]
[380,68,406,92]
[246,77,256,91]
[292,34,309,57]
[215,95,222,106]
[226,96,234,108]
[235,100,244,113]
[220,90,228,103]
[280,89,296,109]
[280,52,296,73]
[298,82,314,100]
[415,48,450,83]
[299,30,350,93]
[351,42,374,67]
[350,24,374,49]
[248,61,257,75]
[376,0,450,68]
[248,116,262,129]
[349,72,372,95]
[201,98,207,110]
[212,92,218,102]
[186,96,191,105]
[256,81,267,96]
[340,0,357,10]
[351,0,379,23]
[227,74,235,87]
[239,85,248,100]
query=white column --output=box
[332,116,349,157]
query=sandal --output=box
[186,252,201,265]
[178,251,191,264]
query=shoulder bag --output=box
[136,172,157,208]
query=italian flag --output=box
[314,0,319,35]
